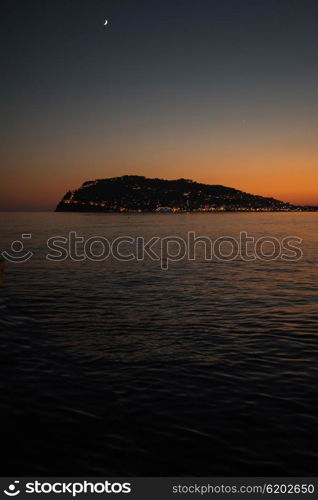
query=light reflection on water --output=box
[0,212,318,475]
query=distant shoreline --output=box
[55,175,318,214]
[1,208,318,213]
[55,207,318,214]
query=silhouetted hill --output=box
[56,175,294,212]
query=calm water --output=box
[1,212,318,475]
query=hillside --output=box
[56,175,293,212]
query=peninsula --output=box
[55,175,310,213]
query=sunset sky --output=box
[1,0,318,210]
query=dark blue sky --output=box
[1,0,318,208]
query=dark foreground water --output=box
[1,212,318,475]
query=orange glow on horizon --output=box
[1,159,317,210]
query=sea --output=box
[1,212,318,475]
